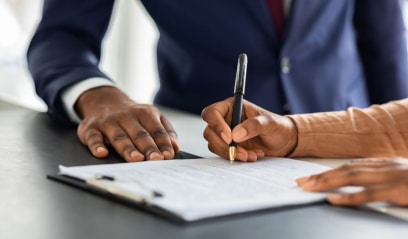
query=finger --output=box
[255,149,265,159]
[245,149,259,162]
[348,158,404,168]
[102,124,146,162]
[201,99,234,144]
[114,108,173,161]
[300,167,408,192]
[297,160,398,187]
[137,114,175,160]
[234,147,249,162]
[352,157,408,168]
[204,126,230,159]
[203,125,229,155]
[232,115,270,142]
[121,122,164,161]
[389,182,408,205]
[350,158,392,163]
[327,182,408,206]
[296,176,311,185]
[77,125,109,158]
[160,115,180,156]
[170,137,180,155]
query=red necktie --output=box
[265,0,285,38]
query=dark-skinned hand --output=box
[297,158,408,206]
[201,98,297,162]
[75,86,179,162]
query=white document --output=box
[59,158,331,221]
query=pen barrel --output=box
[231,93,243,129]
[234,54,247,94]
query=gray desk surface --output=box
[1,99,407,239]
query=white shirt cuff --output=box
[61,77,116,123]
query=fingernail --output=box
[149,152,164,160]
[256,150,265,158]
[162,150,172,158]
[296,176,310,185]
[300,178,316,190]
[235,151,247,162]
[234,128,247,141]
[220,132,230,144]
[95,147,108,158]
[130,151,144,161]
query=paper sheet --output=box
[60,158,331,221]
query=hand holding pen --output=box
[201,53,298,162]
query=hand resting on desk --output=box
[297,158,408,206]
[75,86,180,162]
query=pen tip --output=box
[229,146,236,162]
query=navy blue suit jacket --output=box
[27,0,408,126]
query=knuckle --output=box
[122,144,136,154]
[346,168,360,177]
[151,129,168,139]
[168,130,178,139]
[214,122,225,134]
[86,131,102,143]
[340,163,354,171]
[133,130,151,140]
[131,105,159,116]
[203,128,210,141]
[247,117,263,132]
[359,190,374,201]
[111,131,128,142]
[78,120,96,135]
[201,107,209,119]
[115,111,131,121]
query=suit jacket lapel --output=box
[282,0,297,43]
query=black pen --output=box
[229,53,248,161]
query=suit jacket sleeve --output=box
[27,0,115,127]
[353,0,408,104]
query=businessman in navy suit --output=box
[27,0,408,162]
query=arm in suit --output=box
[27,0,115,127]
[353,0,408,104]
[27,0,180,162]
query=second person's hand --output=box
[296,158,408,206]
[201,98,298,162]
[75,86,180,162]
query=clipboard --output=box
[47,172,188,223]
[47,156,335,223]
[47,150,201,223]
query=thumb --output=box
[232,115,269,142]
